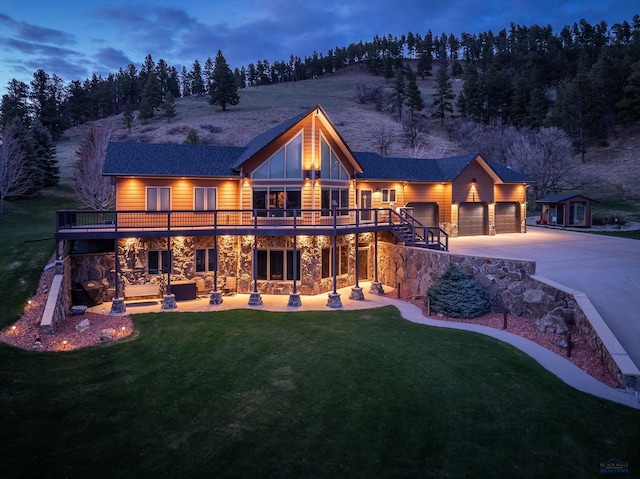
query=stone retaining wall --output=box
[41,258,71,334]
[377,242,637,389]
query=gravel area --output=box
[1,266,619,388]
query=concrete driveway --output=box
[448,227,640,370]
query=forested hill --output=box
[2,14,640,147]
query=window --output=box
[570,202,586,226]
[252,188,301,216]
[321,246,349,278]
[256,249,301,280]
[320,136,350,180]
[148,250,171,275]
[146,187,171,211]
[321,187,349,215]
[252,133,302,179]
[381,188,396,203]
[195,248,217,272]
[194,187,216,211]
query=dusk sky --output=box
[0,1,637,93]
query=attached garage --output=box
[406,202,438,226]
[494,202,521,233]
[458,202,487,236]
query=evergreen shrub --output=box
[426,263,491,318]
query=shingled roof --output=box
[353,151,531,183]
[103,142,245,177]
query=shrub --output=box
[426,263,491,318]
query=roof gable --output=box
[231,105,363,173]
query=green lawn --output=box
[1,307,638,478]
[0,186,76,328]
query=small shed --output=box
[536,194,595,227]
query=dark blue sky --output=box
[0,1,637,92]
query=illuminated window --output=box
[252,133,302,179]
[320,136,350,180]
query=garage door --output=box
[495,202,520,233]
[458,202,487,236]
[406,202,438,226]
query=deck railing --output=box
[55,208,448,250]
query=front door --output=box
[360,190,372,221]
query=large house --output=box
[55,105,532,311]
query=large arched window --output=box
[252,133,302,179]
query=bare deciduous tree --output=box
[0,126,32,215]
[73,121,115,210]
[507,127,575,198]
[375,126,394,155]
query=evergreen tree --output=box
[161,92,177,122]
[191,59,205,96]
[405,66,424,116]
[209,50,240,111]
[138,96,154,122]
[388,67,407,121]
[416,30,433,78]
[1,79,31,127]
[184,128,200,145]
[426,263,491,318]
[29,119,58,188]
[432,64,455,126]
[122,99,134,130]
[181,66,192,97]
[616,60,640,124]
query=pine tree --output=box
[209,50,240,111]
[426,263,490,318]
[191,59,205,96]
[405,65,424,114]
[388,67,406,121]
[138,96,154,122]
[29,119,58,188]
[432,64,455,126]
[184,128,199,145]
[122,99,134,130]
[161,92,177,122]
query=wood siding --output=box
[451,161,495,204]
[116,177,241,210]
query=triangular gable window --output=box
[320,136,349,180]
[252,132,302,179]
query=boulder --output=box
[100,328,116,342]
[75,318,90,332]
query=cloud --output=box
[0,37,78,57]
[95,47,134,69]
[0,13,75,45]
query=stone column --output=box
[248,291,263,306]
[349,286,365,300]
[327,292,342,308]
[110,297,126,314]
[209,290,223,305]
[287,293,302,307]
[369,282,385,294]
[161,294,177,310]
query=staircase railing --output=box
[388,208,449,251]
